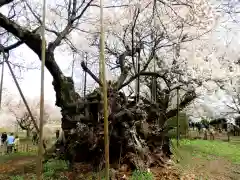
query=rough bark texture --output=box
[50,82,174,171]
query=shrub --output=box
[130,170,153,180]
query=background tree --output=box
[6,98,59,137]
[99,0,217,127]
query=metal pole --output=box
[100,0,109,179]
[37,0,47,178]
[0,58,4,110]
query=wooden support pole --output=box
[176,86,180,147]
[37,0,47,178]
[6,60,39,132]
[0,56,4,110]
[136,47,140,102]
[151,0,157,104]
[100,0,109,179]
[83,53,87,98]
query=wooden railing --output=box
[0,144,37,155]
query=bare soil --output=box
[177,155,240,180]
[0,156,36,175]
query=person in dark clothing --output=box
[56,130,60,139]
[1,132,7,145]
[32,131,38,145]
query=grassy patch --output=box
[176,140,240,164]
[172,139,240,164]
[8,159,153,180]
[130,170,153,180]
[171,139,240,179]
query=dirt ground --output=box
[178,156,240,180]
[1,139,240,180]
[173,138,240,180]
[0,156,35,175]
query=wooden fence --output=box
[187,129,240,143]
[0,143,37,155]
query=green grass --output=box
[8,160,69,180]
[172,139,240,164]
[130,170,153,180]
[7,158,153,180]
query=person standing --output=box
[1,132,7,145]
[56,130,60,139]
[14,135,20,153]
[1,132,7,154]
[6,133,15,154]
[32,131,38,145]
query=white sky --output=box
[1,45,55,104]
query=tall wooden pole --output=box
[6,60,39,132]
[71,56,75,79]
[83,53,87,98]
[37,0,47,178]
[0,45,39,132]
[0,55,4,110]
[100,0,109,179]
[136,45,140,102]
[152,0,157,104]
[176,84,180,147]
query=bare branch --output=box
[48,0,94,52]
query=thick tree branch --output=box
[81,61,102,86]
[3,41,23,52]
[48,0,94,52]
[0,12,64,82]
[0,0,13,7]
[166,90,196,119]
[118,71,166,90]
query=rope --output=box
[37,0,47,178]
[99,0,110,179]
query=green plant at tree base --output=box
[10,175,24,180]
[43,160,68,172]
[130,170,154,180]
[9,160,153,180]
[9,160,68,180]
[86,169,154,180]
